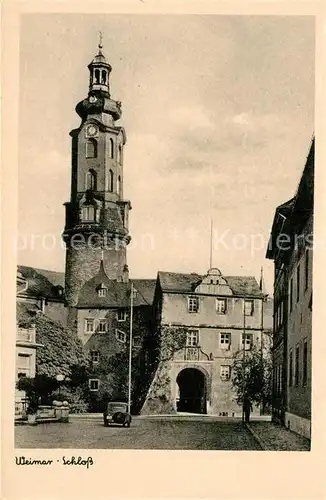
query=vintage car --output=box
[103,401,132,427]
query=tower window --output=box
[108,169,114,192]
[98,319,107,333]
[117,175,121,196]
[101,70,107,84]
[90,350,100,363]
[82,205,95,222]
[85,169,97,190]
[94,69,100,84]
[109,138,114,159]
[85,318,95,334]
[118,144,122,164]
[86,139,97,158]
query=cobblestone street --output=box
[15,416,261,450]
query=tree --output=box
[231,343,272,413]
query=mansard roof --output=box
[157,271,264,298]
[77,262,156,308]
[17,265,65,301]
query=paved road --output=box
[15,416,261,450]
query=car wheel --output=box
[126,421,130,428]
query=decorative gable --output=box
[194,268,233,296]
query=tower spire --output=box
[98,30,103,50]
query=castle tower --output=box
[63,41,131,307]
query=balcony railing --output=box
[17,327,36,344]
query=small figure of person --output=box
[243,394,253,423]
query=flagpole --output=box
[209,218,213,269]
[127,282,134,414]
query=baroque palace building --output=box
[17,42,273,415]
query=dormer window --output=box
[97,284,107,297]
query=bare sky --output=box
[18,14,315,293]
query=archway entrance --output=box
[176,368,207,414]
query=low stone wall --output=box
[285,412,311,439]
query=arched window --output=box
[109,138,114,159]
[86,139,97,159]
[82,205,95,222]
[109,169,114,192]
[94,69,100,84]
[85,169,97,190]
[117,175,121,196]
[101,70,107,85]
[118,144,122,164]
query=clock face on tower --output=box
[89,95,97,103]
[85,124,99,138]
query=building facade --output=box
[266,138,313,438]
[142,268,272,416]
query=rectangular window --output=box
[84,318,95,334]
[82,206,95,222]
[244,300,254,316]
[17,354,31,377]
[89,379,99,391]
[98,288,106,297]
[188,296,199,313]
[90,350,100,363]
[133,336,141,348]
[216,298,227,314]
[116,329,126,343]
[241,333,253,350]
[117,310,127,322]
[98,319,107,333]
[289,278,293,312]
[220,366,231,381]
[186,330,199,347]
[305,249,309,291]
[296,264,300,302]
[219,333,231,349]
[289,351,293,387]
[303,340,308,386]
[295,345,300,386]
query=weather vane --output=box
[98,31,103,49]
